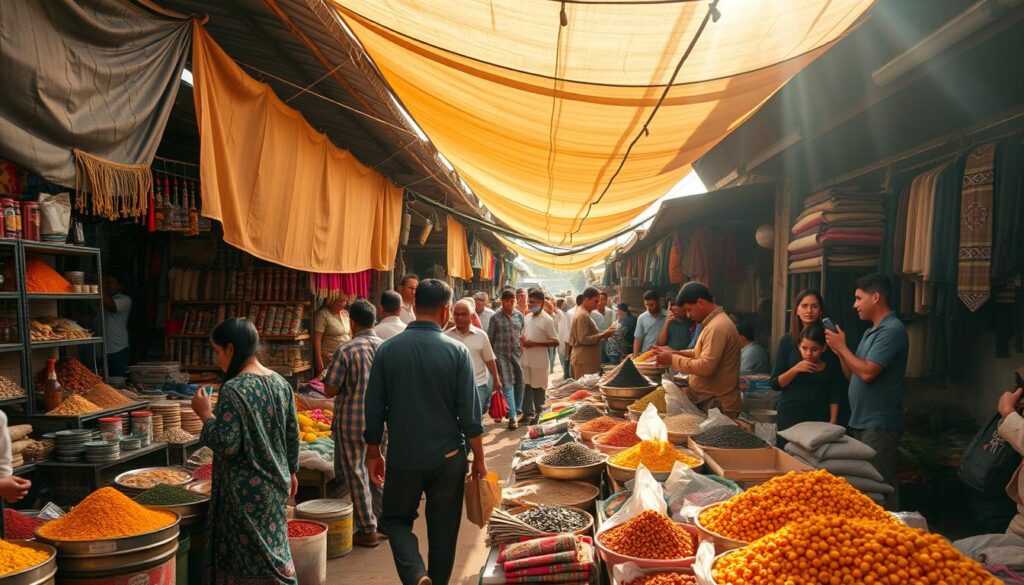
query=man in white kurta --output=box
[521,290,559,425]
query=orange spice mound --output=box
[626,573,696,585]
[599,510,694,560]
[577,417,619,433]
[713,515,1000,585]
[24,258,73,293]
[698,469,895,543]
[37,487,176,541]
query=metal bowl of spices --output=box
[599,384,657,399]
[35,514,181,560]
[536,443,607,482]
[135,484,210,528]
[507,479,600,512]
[694,503,749,552]
[602,395,637,412]
[115,466,192,495]
[508,505,594,537]
[0,541,56,585]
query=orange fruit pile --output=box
[599,510,694,560]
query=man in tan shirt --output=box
[655,282,742,416]
[569,287,615,378]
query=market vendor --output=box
[654,282,742,417]
[102,274,131,378]
[569,287,615,378]
[323,300,385,548]
[312,294,351,377]
[954,386,1024,569]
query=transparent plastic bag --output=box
[601,464,667,531]
[693,541,717,585]
[636,403,668,443]
[664,463,739,522]
[697,407,737,432]
[663,377,702,417]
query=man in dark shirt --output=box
[658,300,692,351]
[365,279,487,585]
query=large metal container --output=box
[142,499,209,529]
[1,541,56,585]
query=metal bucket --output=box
[1,541,56,585]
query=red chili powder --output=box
[287,520,325,538]
[4,508,46,540]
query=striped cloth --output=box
[958,143,997,312]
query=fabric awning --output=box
[192,22,403,273]
[332,0,872,248]
[498,236,616,272]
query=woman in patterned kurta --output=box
[192,318,300,585]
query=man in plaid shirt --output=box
[324,299,385,548]
[487,289,524,429]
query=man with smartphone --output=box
[825,273,908,510]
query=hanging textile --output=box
[310,270,373,300]
[332,1,872,247]
[446,216,474,280]
[191,23,403,273]
[957,143,996,312]
[497,236,615,271]
[0,0,191,218]
[479,246,494,280]
[993,138,1024,281]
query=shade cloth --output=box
[192,23,403,273]
[497,236,615,271]
[447,216,474,280]
[332,1,872,248]
[0,0,191,217]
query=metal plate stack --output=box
[84,440,120,463]
[120,435,143,452]
[54,429,91,462]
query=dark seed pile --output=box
[604,359,651,388]
[691,425,769,449]
[568,404,603,422]
[541,442,603,467]
[516,506,587,533]
[136,483,207,506]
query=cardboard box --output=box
[700,446,811,488]
[687,436,772,462]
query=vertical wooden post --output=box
[771,180,792,352]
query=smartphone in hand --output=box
[822,317,837,333]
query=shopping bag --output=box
[464,471,501,528]
[489,389,510,420]
[959,412,1023,494]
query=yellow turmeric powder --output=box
[0,540,50,575]
[609,440,701,472]
[37,487,176,541]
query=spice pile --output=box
[599,510,694,559]
[46,394,102,416]
[0,539,50,576]
[287,520,325,538]
[516,506,588,534]
[629,387,666,413]
[24,257,73,293]
[603,359,652,388]
[83,384,132,409]
[626,573,697,585]
[698,470,894,542]
[35,357,104,394]
[0,375,25,399]
[595,421,640,447]
[691,425,768,449]
[159,428,197,444]
[713,515,999,585]
[610,440,702,472]
[136,484,207,506]
[568,404,603,422]
[663,413,704,435]
[541,443,603,467]
[187,446,214,466]
[576,416,619,434]
[565,389,593,402]
[119,468,191,489]
[4,508,47,540]
[38,487,176,541]
[192,463,213,481]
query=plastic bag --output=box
[693,541,717,585]
[601,464,667,531]
[697,407,737,432]
[891,511,929,532]
[39,192,71,242]
[664,463,739,522]
[663,377,702,417]
[636,403,668,443]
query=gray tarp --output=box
[0,0,191,191]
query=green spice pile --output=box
[136,483,207,506]
[541,443,603,467]
[691,425,768,449]
[516,506,587,533]
[568,404,603,423]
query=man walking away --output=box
[323,300,385,547]
[365,280,487,585]
[570,288,615,378]
[825,272,908,510]
[488,290,525,429]
[397,274,419,324]
[521,290,559,425]
[447,300,503,418]
[634,290,666,355]
[376,291,408,340]
[474,292,495,331]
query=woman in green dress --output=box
[192,318,300,585]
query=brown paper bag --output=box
[464,471,501,528]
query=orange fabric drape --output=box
[191,22,403,273]
[446,216,474,280]
[480,245,493,280]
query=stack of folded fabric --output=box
[481,534,596,584]
[788,189,887,272]
[778,422,893,505]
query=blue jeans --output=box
[476,384,491,416]
[502,385,518,419]
[513,384,525,416]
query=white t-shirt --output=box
[477,307,495,332]
[375,316,407,340]
[445,326,496,387]
[104,293,131,353]
[522,312,558,369]
[0,410,11,475]
[399,303,416,324]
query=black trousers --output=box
[380,452,467,585]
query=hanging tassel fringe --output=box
[73,148,151,220]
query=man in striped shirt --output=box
[324,299,385,548]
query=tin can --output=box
[131,410,153,446]
[2,198,18,239]
[21,201,39,241]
